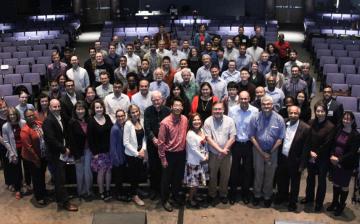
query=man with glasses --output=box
[60,79,84,121]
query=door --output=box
[275,0,304,24]
[85,0,111,25]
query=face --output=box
[170,42,178,51]
[19,93,28,105]
[141,60,149,70]
[268,44,274,53]
[143,37,150,45]
[202,56,211,66]
[150,44,157,52]
[192,115,202,130]
[271,65,278,73]
[109,45,116,54]
[251,63,258,72]
[172,87,181,97]
[226,40,233,49]
[159,26,165,33]
[50,81,59,92]
[113,83,123,95]
[212,103,224,119]
[255,87,265,98]
[228,88,238,98]
[240,70,250,81]
[94,102,104,115]
[49,100,61,116]
[323,87,332,100]
[126,45,134,54]
[217,50,224,58]
[120,57,127,67]
[297,92,305,104]
[267,77,276,88]
[116,111,126,125]
[58,76,66,86]
[315,106,326,120]
[261,53,269,61]
[285,98,295,107]
[89,49,96,58]
[288,106,300,122]
[181,71,191,82]
[158,41,165,50]
[52,54,60,63]
[289,52,297,61]
[239,45,246,54]
[151,94,163,109]
[95,53,103,63]
[9,110,18,123]
[191,48,198,56]
[100,74,109,85]
[201,85,211,97]
[205,42,212,51]
[130,106,140,120]
[0,103,8,117]
[213,37,221,46]
[342,114,353,128]
[65,81,75,95]
[252,38,258,46]
[24,110,36,124]
[162,59,170,69]
[199,25,206,33]
[70,56,79,66]
[210,67,220,79]
[179,60,188,69]
[302,66,310,75]
[228,62,236,71]
[76,106,86,120]
[127,76,136,89]
[182,41,189,49]
[291,67,300,79]
[40,97,49,109]
[94,42,101,50]
[139,80,149,95]
[154,71,163,81]
[261,100,273,113]
[239,92,250,109]
[171,101,183,116]
[86,88,96,101]
[238,27,244,34]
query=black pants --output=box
[112,164,126,196]
[0,146,11,186]
[147,141,162,193]
[22,159,32,186]
[161,150,186,203]
[277,154,301,204]
[8,159,23,191]
[229,141,253,197]
[305,160,328,206]
[51,159,69,205]
[29,159,47,201]
[126,155,144,195]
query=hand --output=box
[152,138,159,146]
[11,155,18,164]
[65,148,71,156]
[161,160,168,168]
[138,149,145,159]
[204,154,209,161]
[93,154,98,160]
[263,152,271,161]
[310,151,317,159]
[330,155,339,166]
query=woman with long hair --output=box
[188,48,202,74]
[35,93,50,122]
[191,82,219,121]
[166,83,191,116]
[295,90,311,123]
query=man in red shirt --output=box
[274,33,291,70]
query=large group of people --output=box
[0,24,359,217]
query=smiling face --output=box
[212,103,224,119]
[116,110,126,125]
[191,115,202,130]
[315,105,326,120]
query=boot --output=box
[334,190,348,216]
[327,186,340,212]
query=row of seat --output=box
[0,42,64,52]
[0,73,40,89]
[319,56,360,69]
[0,64,46,76]
[0,56,51,67]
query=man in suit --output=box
[323,85,344,126]
[60,79,84,121]
[43,99,78,211]
[275,105,311,211]
[213,47,229,73]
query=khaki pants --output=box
[208,153,232,198]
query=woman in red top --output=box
[21,109,48,205]
[191,82,219,121]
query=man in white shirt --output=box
[66,56,90,93]
[246,37,264,62]
[104,80,130,123]
[224,39,239,61]
[131,79,153,117]
[173,59,195,84]
[165,40,186,69]
[96,72,113,99]
[221,60,241,84]
[156,40,170,59]
[124,43,141,73]
[209,65,227,100]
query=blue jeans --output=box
[75,149,93,196]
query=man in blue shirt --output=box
[249,95,285,207]
[228,91,258,204]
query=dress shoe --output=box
[229,197,236,205]
[163,201,173,212]
[133,195,145,206]
[63,202,78,212]
[287,202,297,212]
[326,202,338,212]
[314,204,323,212]
[252,197,260,206]
[186,200,200,209]
[334,203,345,216]
[220,196,228,204]
[300,198,313,204]
[264,199,272,208]
[242,195,250,204]
[37,199,47,206]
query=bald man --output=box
[43,99,78,211]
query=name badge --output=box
[328,111,334,116]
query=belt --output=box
[236,140,250,144]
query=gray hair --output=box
[261,95,273,104]
[151,90,163,100]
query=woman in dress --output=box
[327,112,360,216]
[20,109,48,205]
[123,104,147,206]
[191,82,219,121]
[166,83,191,116]
[2,107,26,199]
[184,113,208,208]
[301,101,336,212]
[87,99,113,201]
[67,101,93,201]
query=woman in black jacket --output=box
[327,111,360,216]
[295,90,311,123]
[67,101,93,201]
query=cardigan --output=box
[123,119,147,157]
[2,120,26,161]
[87,114,112,155]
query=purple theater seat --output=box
[4,95,19,107]
[3,73,22,85]
[0,65,14,75]
[326,73,345,85]
[43,49,56,57]
[351,85,360,97]
[15,65,30,74]
[13,51,27,59]
[345,45,360,52]
[36,56,51,65]
[3,58,19,67]
[17,45,32,52]
[349,51,360,59]
[316,49,332,60]
[353,112,360,130]
[33,44,47,51]
[28,51,42,59]
[314,43,328,51]
[319,56,336,68]
[20,57,35,65]
[0,84,13,96]
[336,96,358,111]
[332,83,349,92]
[340,65,356,75]
[3,46,17,53]
[333,49,348,58]
[329,43,344,50]
[337,57,353,66]
[355,58,360,68]
[31,63,46,76]
[323,64,339,75]
[0,52,12,59]
[23,72,40,85]
[346,74,360,86]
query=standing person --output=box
[20,109,48,205]
[16,91,35,120]
[2,107,26,200]
[327,112,360,216]
[42,99,78,211]
[228,91,258,204]
[249,96,285,207]
[188,48,202,74]
[158,97,188,212]
[191,82,219,121]
[66,55,90,93]
[275,105,311,212]
[249,62,266,87]
[87,99,113,201]
[323,85,344,126]
[282,65,308,98]
[67,101,93,201]
[60,79,84,121]
[274,33,291,68]
[0,100,11,190]
[204,102,236,206]
[301,101,336,212]
[110,109,130,202]
[144,91,171,200]
[149,68,170,99]
[131,79,153,117]
[35,93,50,122]
[123,105,147,206]
[193,24,212,50]
[104,80,130,123]
[184,113,208,208]
[295,90,312,123]
[84,86,98,114]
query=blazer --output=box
[326,98,344,126]
[279,120,311,170]
[123,120,147,157]
[213,58,229,73]
[2,120,26,161]
[42,112,67,161]
[60,91,84,120]
[331,128,360,170]
[66,118,87,160]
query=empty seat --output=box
[313,43,328,51]
[349,51,360,58]
[355,58,360,68]
[346,74,360,86]
[351,85,360,97]
[0,52,12,59]
[336,96,358,111]
[53,39,66,47]
[13,51,27,59]
[0,84,13,96]
[23,73,40,85]
[36,56,51,65]
[332,83,349,92]
[15,65,30,74]
[337,57,353,66]
[3,58,19,66]
[3,74,22,85]
[0,65,14,75]
[20,57,35,65]
[4,95,19,107]
[17,45,32,52]
[326,73,345,84]
[333,49,348,58]
[345,45,360,51]
[33,44,47,51]
[316,49,332,60]
[353,112,360,131]
[319,56,336,68]
[340,65,356,75]
[31,63,46,76]
[43,49,56,56]
[329,43,344,50]
[28,50,42,59]
[3,46,17,53]
[323,64,339,75]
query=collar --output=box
[286,119,299,127]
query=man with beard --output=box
[246,37,264,62]
[47,53,67,82]
[283,50,303,79]
[224,39,239,61]
[66,56,90,93]
[322,85,344,125]
[105,43,120,70]
[84,47,97,86]
[265,76,285,113]
[93,52,114,87]
[282,65,307,98]
[144,41,162,72]
[104,80,130,123]
[131,79,153,116]
[196,54,212,85]
[236,44,252,71]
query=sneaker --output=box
[163,201,173,212]
[133,195,145,206]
